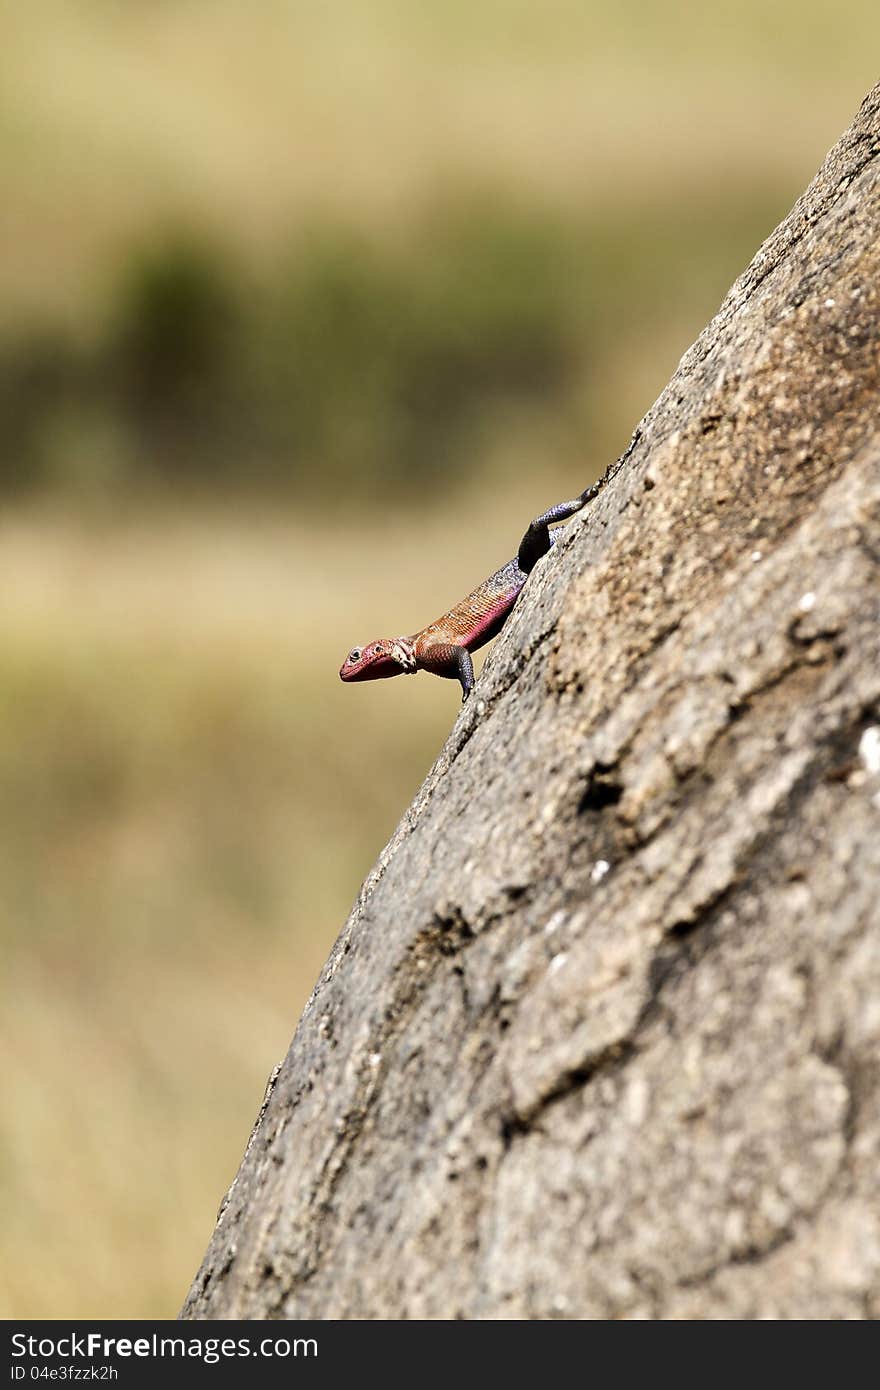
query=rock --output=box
[182,83,880,1320]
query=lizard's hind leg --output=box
[517,482,601,574]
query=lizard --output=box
[339,479,605,702]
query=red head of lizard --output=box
[339,636,417,683]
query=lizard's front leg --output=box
[517,482,601,574]
[418,643,475,702]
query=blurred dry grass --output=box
[1,0,878,1319]
[0,483,567,1318]
[2,1,878,325]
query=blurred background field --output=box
[1,0,877,1317]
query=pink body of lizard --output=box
[339,482,601,701]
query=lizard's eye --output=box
[349,649,361,663]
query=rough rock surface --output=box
[183,86,880,1319]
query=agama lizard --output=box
[339,480,603,701]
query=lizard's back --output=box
[413,526,564,655]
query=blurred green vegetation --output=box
[2,0,878,1324]
[0,212,577,496]
[1,194,784,502]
